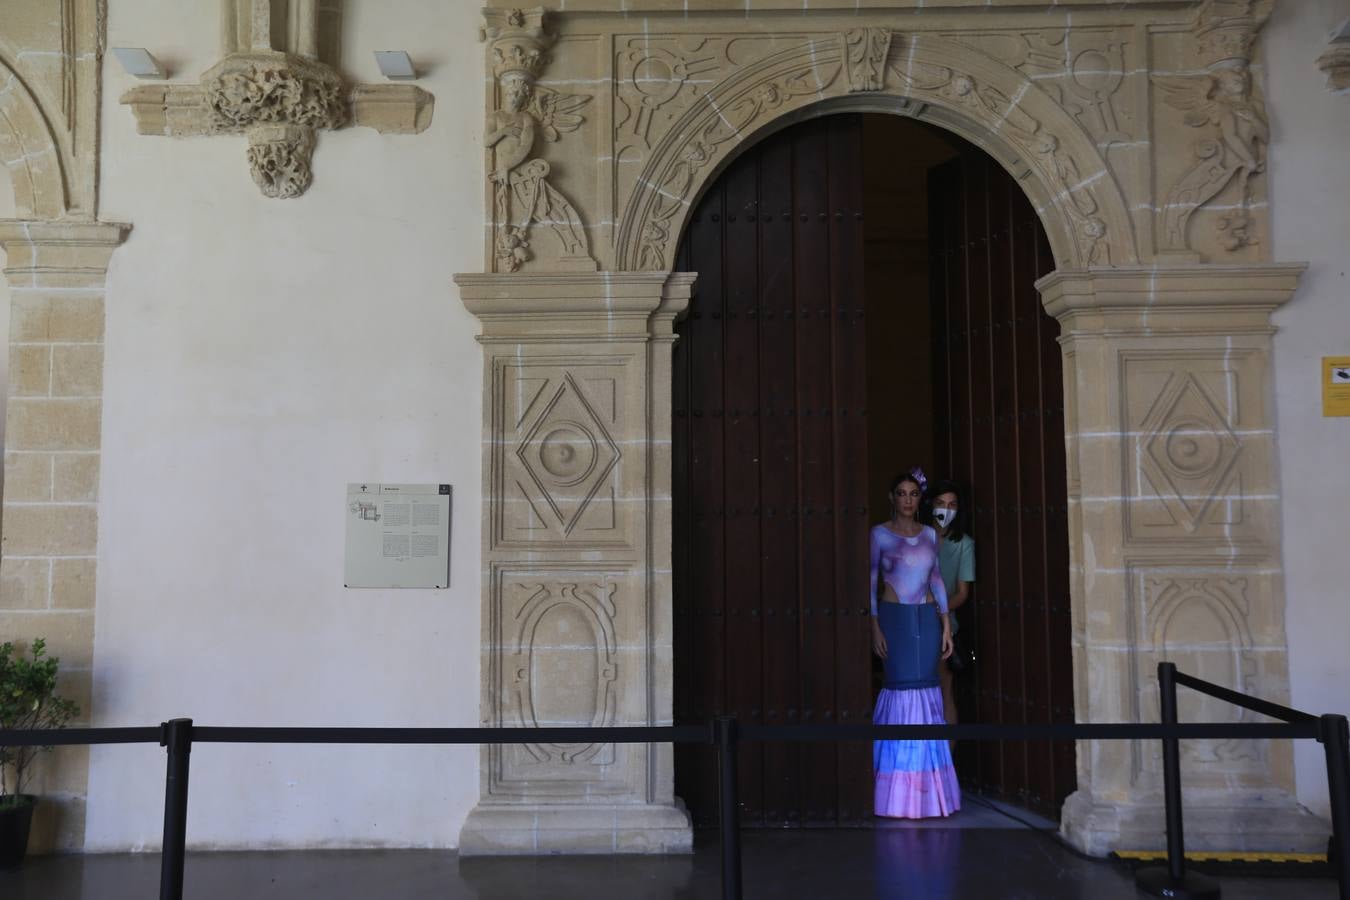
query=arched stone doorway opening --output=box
[669,109,1076,827]
[458,4,1319,857]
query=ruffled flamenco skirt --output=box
[873,601,962,819]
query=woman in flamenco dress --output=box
[869,468,961,819]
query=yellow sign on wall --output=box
[1325,357,1350,417]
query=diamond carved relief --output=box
[516,373,621,535]
[1138,373,1241,532]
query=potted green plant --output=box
[0,638,80,868]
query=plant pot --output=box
[0,794,37,868]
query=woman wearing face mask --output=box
[870,468,960,818]
[926,480,976,729]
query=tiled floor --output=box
[1,800,1336,900]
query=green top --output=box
[938,535,975,634]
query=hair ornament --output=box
[909,466,928,491]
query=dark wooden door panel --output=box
[929,152,1076,819]
[673,115,871,828]
[676,115,1072,828]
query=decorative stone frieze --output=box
[1318,19,1350,95]
[461,0,1320,858]
[121,0,434,198]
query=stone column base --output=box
[458,802,693,856]
[1061,789,1330,857]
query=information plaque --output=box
[344,483,451,589]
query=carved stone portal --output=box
[121,0,434,198]
[458,1,1322,857]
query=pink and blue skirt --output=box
[874,601,961,818]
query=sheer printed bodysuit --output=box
[869,524,949,616]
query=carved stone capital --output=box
[1318,20,1350,96]
[1037,264,1305,337]
[454,272,687,342]
[482,7,555,80]
[1194,0,1272,68]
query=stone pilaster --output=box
[1043,264,1326,855]
[0,219,128,852]
[454,271,694,855]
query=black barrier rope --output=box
[1134,662,1350,900]
[2,721,1315,748]
[1,664,1346,900]
[1174,669,1319,725]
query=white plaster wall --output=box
[85,2,486,849]
[1266,0,1350,822]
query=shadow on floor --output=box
[1,827,1337,899]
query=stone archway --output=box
[0,54,71,220]
[457,2,1323,856]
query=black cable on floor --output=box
[961,792,1111,864]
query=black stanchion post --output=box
[714,716,743,900]
[159,718,194,900]
[1136,663,1220,900]
[1320,714,1350,900]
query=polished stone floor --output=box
[2,801,1337,900]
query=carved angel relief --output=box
[482,9,598,273]
[1154,0,1272,255]
[1154,66,1268,253]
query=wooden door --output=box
[672,114,873,828]
[928,152,1076,819]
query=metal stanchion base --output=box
[1134,867,1221,899]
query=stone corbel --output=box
[1318,19,1350,96]
[121,0,434,199]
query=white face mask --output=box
[933,507,956,528]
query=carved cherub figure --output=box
[483,66,594,271]
[1153,61,1269,252]
[1157,64,1268,172]
[485,72,590,183]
